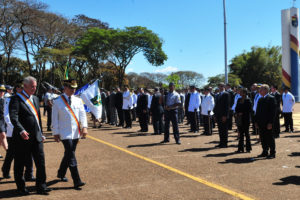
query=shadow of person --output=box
[283,135,300,138]
[204,152,237,158]
[273,176,300,185]
[179,147,215,153]
[288,152,300,157]
[219,157,256,164]
[127,143,164,148]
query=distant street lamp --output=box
[223,0,228,84]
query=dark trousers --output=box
[203,115,212,135]
[178,108,184,123]
[123,109,132,127]
[131,107,137,121]
[273,110,280,136]
[237,124,251,151]
[228,110,233,130]
[46,106,52,129]
[14,140,46,190]
[58,139,82,184]
[105,105,111,123]
[139,112,148,131]
[152,112,164,134]
[164,110,180,142]
[116,108,124,126]
[188,111,199,132]
[2,138,33,177]
[216,117,228,146]
[259,127,276,155]
[283,112,293,131]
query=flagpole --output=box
[223,0,228,84]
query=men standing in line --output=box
[270,85,281,138]
[161,82,181,145]
[109,89,118,126]
[188,86,201,133]
[150,88,164,135]
[255,84,276,159]
[213,83,230,148]
[201,87,215,135]
[136,88,148,132]
[52,79,88,190]
[115,87,124,127]
[282,87,295,133]
[9,76,50,195]
[122,86,133,128]
[2,82,34,180]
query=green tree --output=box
[166,73,181,89]
[207,74,241,88]
[229,46,281,89]
[74,26,168,87]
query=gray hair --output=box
[23,76,37,85]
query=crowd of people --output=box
[0,76,296,196]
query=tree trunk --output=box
[20,24,32,75]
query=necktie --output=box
[68,96,71,105]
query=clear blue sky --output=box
[41,0,298,80]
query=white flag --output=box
[80,80,102,119]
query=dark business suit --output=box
[184,93,191,123]
[9,92,47,191]
[150,92,164,134]
[270,91,281,137]
[227,89,235,130]
[137,93,148,131]
[213,91,230,147]
[235,97,252,152]
[0,98,5,133]
[255,94,276,155]
[115,91,124,126]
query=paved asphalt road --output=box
[1,104,300,199]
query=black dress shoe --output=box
[74,182,86,189]
[235,150,244,153]
[3,174,11,179]
[25,176,36,182]
[257,153,268,158]
[160,140,169,143]
[267,154,276,159]
[17,188,30,196]
[58,176,68,182]
[176,141,181,145]
[36,190,50,195]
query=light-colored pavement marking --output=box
[87,135,255,200]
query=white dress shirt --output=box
[147,94,152,109]
[122,90,133,110]
[253,93,262,114]
[132,93,137,108]
[282,92,295,113]
[188,91,201,112]
[4,97,13,137]
[231,94,241,112]
[201,94,215,116]
[52,94,88,140]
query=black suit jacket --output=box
[0,98,6,132]
[255,94,276,128]
[9,94,43,143]
[185,93,191,113]
[213,91,230,119]
[150,93,163,114]
[115,91,123,109]
[270,92,281,111]
[137,93,148,115]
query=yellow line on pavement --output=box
[87,135,255,200]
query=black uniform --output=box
[150,92,164,134]
[270,91,281,137]
[255,94,276,157]
[137,93,148,132]
[227,89,235,130]
[115,91,124,126]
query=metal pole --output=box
[223,0,228,84]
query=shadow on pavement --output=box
[179,147,216,152]
[218,157,257,164]
[0,179,15,184]
[273,176,300,185]
[288,152,300,157]
[180,135,201,138]
[127,143,163,148]
[124,133,152,137]
[204,152,237,157]
[283,135,300,138]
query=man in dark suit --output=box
[184,89,191,125]
[115,87,124,127]
[270,85,281,138]
[137,88,148,132]
[9,76,50,195]
[150,88,164,135]
[226,84,235,130]
[213,83,230,148]
[255,84,276,159]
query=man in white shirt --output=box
[188,86,201,133]
[131,90,138,121]
[282,87,295,133]
[201,87,215,135]
[52,79,88,189]
[122,86,133,128]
